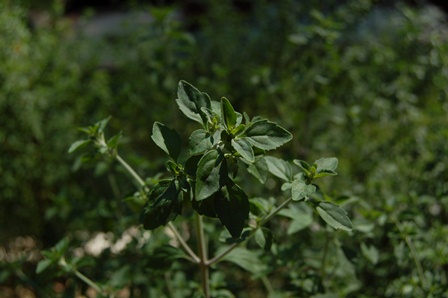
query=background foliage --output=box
[1,0,447,297]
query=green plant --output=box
[37,81,352,297]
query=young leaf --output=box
[107,132,122,150]
[141,180,182,230]
[316,202,353,231]
[36,259,55,274]
[242,120,292,150]
[214,183,249,239]
[265,156,292,181]
[176,80,211,125]
[291,179,316,201]
[195,150,228,201]
[293,159,312,175]
[151,122,182,161]
[231,138,255,163]
[221,97,237,130]
[68,139,91,154]
[315,157,338,172]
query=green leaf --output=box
[291,179,316,201]
[68,139,91,154]
[242,120,292,150]
[151,122,182,161]
[316,202,353,231]
[219,247,267,276]
[231,138,255,163]
[98,116,111,132]
[141,180,182,230]
[279,204,314,234]
[107,132,122,150]
[189,129,213,155]
[315,157,338,172]
[176,80,211,125]
[195,150,228,201]
[254,228,273,251]
[293,159,312,175]
[191,196,217,218]
[214,183,249,239]
[36,259,54,274]
[221,97,237,130]
[314,170,338,179]
[265,156,292,181]
[361,243,379,265]
[184,154,204,176]
[247,157,268,183]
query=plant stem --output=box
[116,154,146,188]
[207,197,293,266]
[115,153,200,263]
[74,269,104,294]
[59,257,104,295]
[196,214,211,298]
[168,222,200,263]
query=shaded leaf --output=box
[316,202,352,231]
[195,150,228,201]
[214,183,249,239]
[189,129,213,154]
[255,228,273,251]
[176,80,211,125]
[151,122,182,161]
[141,180,182,230]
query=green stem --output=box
[115,153,200,264]
[59,257,104,294]
[207,197,293,266]
[116,154,146,188]
[168,222,200,264]
[196,214,211,298]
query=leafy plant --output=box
[38,81,352,296]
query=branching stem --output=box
[115,153,200,263]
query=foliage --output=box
[1,0,448,297]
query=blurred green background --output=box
[1,0,447,297]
